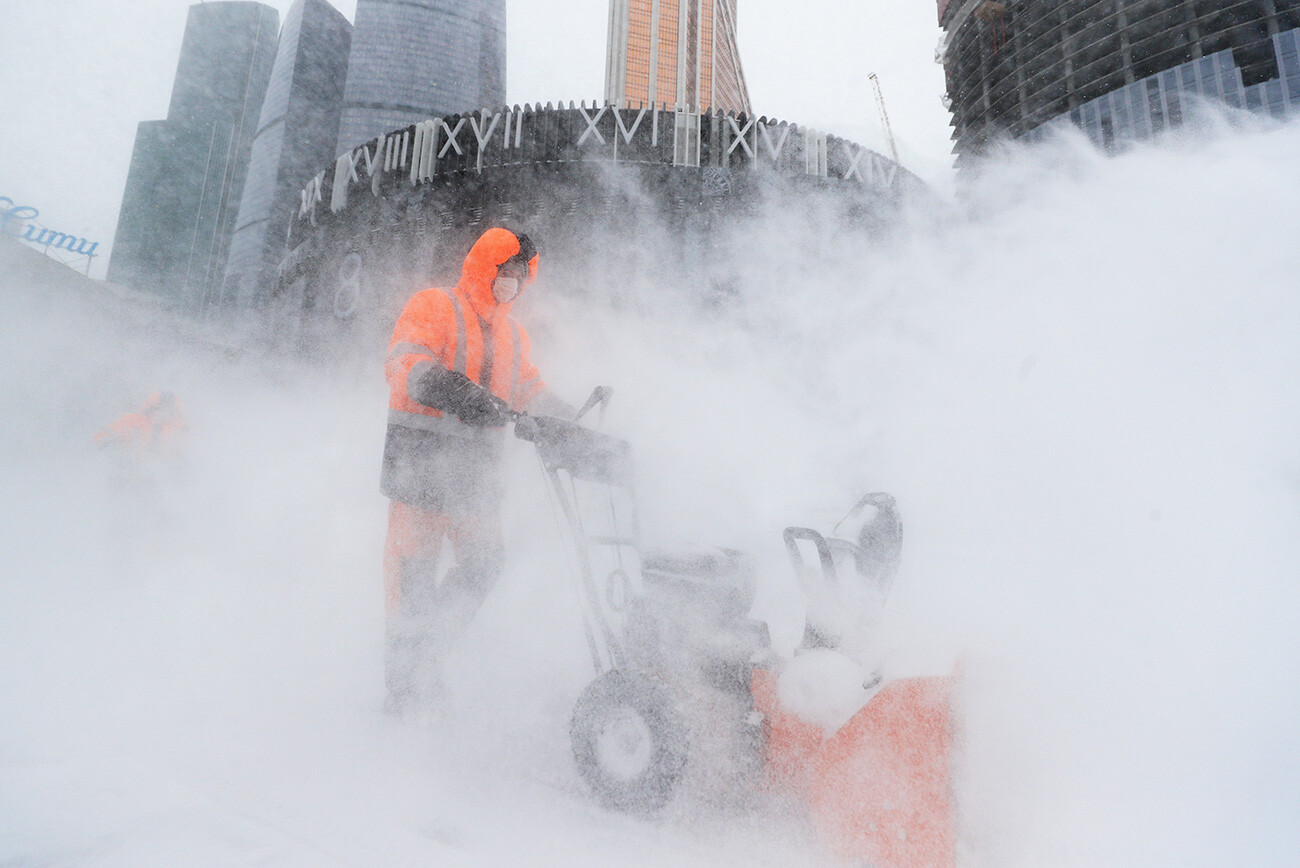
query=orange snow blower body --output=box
[751,668,956,868]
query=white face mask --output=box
[492,276,521,303]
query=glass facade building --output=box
[108,2,279,310]
[1024,28,1300,147]
[224,0,353,308]
[336,0,506,155]
[604,0,751,114]
[939,0,1300,164]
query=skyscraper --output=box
[108,2,279,310]
[604,0,751,114]
[224,0,353,308]
[336,0,506,154]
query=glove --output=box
[447,375,509,426]
[513,413,540,442]
[411,365,509,427]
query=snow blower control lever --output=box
[510,386,612,443]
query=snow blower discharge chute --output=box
[511,391,957,868]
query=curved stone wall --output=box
[275,103,926,349]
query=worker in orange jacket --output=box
[381,227,571,713]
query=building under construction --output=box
[940,0,1300,162]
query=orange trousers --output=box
[382,500,504,700]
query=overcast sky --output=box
[1,0,952,277]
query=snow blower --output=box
[514,393,956,867]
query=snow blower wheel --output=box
[570,669,688,814]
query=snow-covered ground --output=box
[3,112,1299,866]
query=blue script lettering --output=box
[0,197,39,238]
[0,196,98,258]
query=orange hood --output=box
[457,228,539,320]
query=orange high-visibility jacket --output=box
[381,229,545,513]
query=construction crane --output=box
[868,73,899,164]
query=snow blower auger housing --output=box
[755,492,956,868]
[515,394,955,863]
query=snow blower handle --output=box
[512,386,612,441]
[510,409,540,442]
[509,410,579,443]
